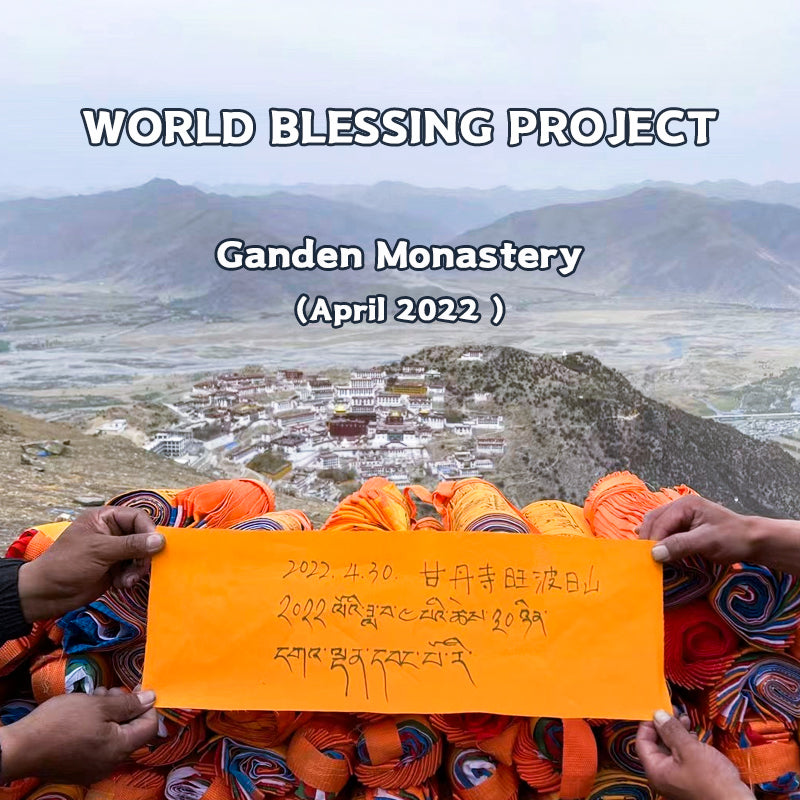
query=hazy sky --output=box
[1,0,798,193]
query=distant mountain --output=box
[198,179,800,236]
[451,189,800,307]
[403,345,800,517]
[1,180,799,309]
[0,179,443,302]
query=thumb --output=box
[653,710,695,756]
[101,531,165,563]
[101,690,155,723]
[650,530,705,563]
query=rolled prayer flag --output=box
[213,737,297,800]
[111,644,145,690]
[586,769,653,800]
[447,747,518,800]
[0,778,38,800]
[175,480,276,529]
[350,785,438,800]
[600,722,645,776]
[85,769,165,800]
[287,716,356,800]
[711,650,800,730]
[0,622,51,677]
[412,517,444,532]
[0,698,36,725]
[512,718,597,800]
[231,510,313,531]
[207,712,313,749]
[664,601,740,689]
[25,785,86,800]
[663,556,719,609]
[30,650,111,703]
[355,716,443,789]
[520,501,592,537]
[584,471,672,540]
[57,601,143,654]
[718,719,800,794]
[133,711,208,767]
[710,564,800,651]
[5,522,69,561]
[165,764,233,800]
[429,715,519,766]
[408,480,533,534]
[108,489,182,526]
[323,478,415,532]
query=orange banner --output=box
[143,528,669,719]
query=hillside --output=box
[0,406,334,545]
[452,189,800,307]
[401,346,800,517]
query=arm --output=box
[636,711,754,800]
[0,560,32,644]
[638,495,800,573]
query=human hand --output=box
[17,506,165,622]
[636,711,753,800]
[637,495,758,565]
[0,688,157,784]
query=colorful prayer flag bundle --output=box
[6,473,800,799]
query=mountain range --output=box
[0,178,799,309]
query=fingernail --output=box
[124,574,136,588]
[651,544,669,562]
[147,534,165,552]
[654,709,672,725]
[136,690,156,706]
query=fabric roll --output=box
[718,719,800,794]
[601,722,645,776]
[322,478,415,532]
[0,779,39,800]
[57,601,142,654]
[512,718,597,799]
[214,737,297,800]
[175,480,276,529]
[710,564,800,651]
[24,785,86,800]
[520,501,592,537]
[447,747,518,800]
[111,644,145,690]
[663,555,719,609]
[287,716,356,800]
[407,480,533,534]
[711,650,800,730]
[0,698,37,725]
[165,764,233,800]
[350,785,438,800]
[584,471,694,540]
[0,622,51,677]
[412,517,444,532]
[207,712,313,748]
[355,716,443,789]
[108,489,181,527]
[429,715,519,766]
[664,601,740,689]
[133,711,208,767]
[85,769,165,800]
[586,769,653,799]
[30,650,111,703]
[231,511,313,531]
[5,522,70,561]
